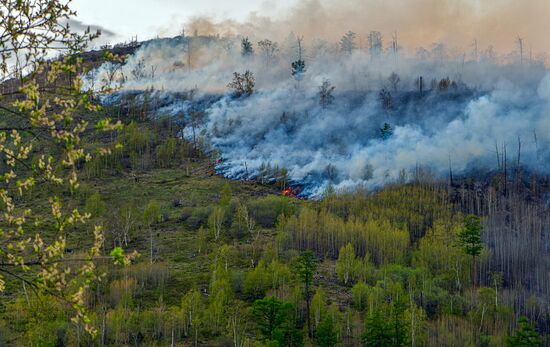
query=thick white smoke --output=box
[87,35,549,197]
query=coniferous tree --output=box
[362,308,392,347]
[272,308,304,347]
[291,59,306,78]
[340,31,356,54]
[316,315,338,347]
[506,316,541,347]
[241,37,254,57]
[458,215,484,287]
[389,300,409,347]
[252,297,303,346]
[252,296,286,341]
[291,36,306,80]
[296,250,317,338]
[380,123,393,140]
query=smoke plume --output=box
[86,10,550,196]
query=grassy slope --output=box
[87,163,281,297]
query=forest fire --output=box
[282,186,303,199]
[3,0,550,345]
[90,26,550,199]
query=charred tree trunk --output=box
[305,280,312,338]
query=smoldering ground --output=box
[85,2,550,196]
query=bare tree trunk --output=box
[410,292,416,347]
[187,40,192,73]
[454,259,462,291]
[495,141,500,170]
[194,325,199,347]
[306,281,312,338]
[22,281,29,305]
[517,136,521,168]
[472,255,476,288]
[150,227,154,264]
[503,144,507,196]
[102,311,106,346]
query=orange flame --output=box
[282,187,303,199]
[282,187,293,196]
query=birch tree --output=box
[0,0,130,336]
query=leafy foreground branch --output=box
[0,0,134,336]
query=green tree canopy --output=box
[316,314,338,347]
[252,296,303,346]
[507,316,542,347]
[458,214,484,257]
[458,214,484,287]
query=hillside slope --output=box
[0,103,548,346]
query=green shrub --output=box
[186,206,213,229]
[248,195,296,227]
[179,207,193,222]
[243,261,271,299]
[351,282,370,311]
[85,192,106,217]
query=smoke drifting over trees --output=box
[178,0,549,55]
[85,4,550,196]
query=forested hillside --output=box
[1,107,548,345]
[0,1,548,346]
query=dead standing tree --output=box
[258,39,279,67]
[319,79,335,109]
[227,70,255,97]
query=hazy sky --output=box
[72,0,298,42]
[72,0,549,55]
